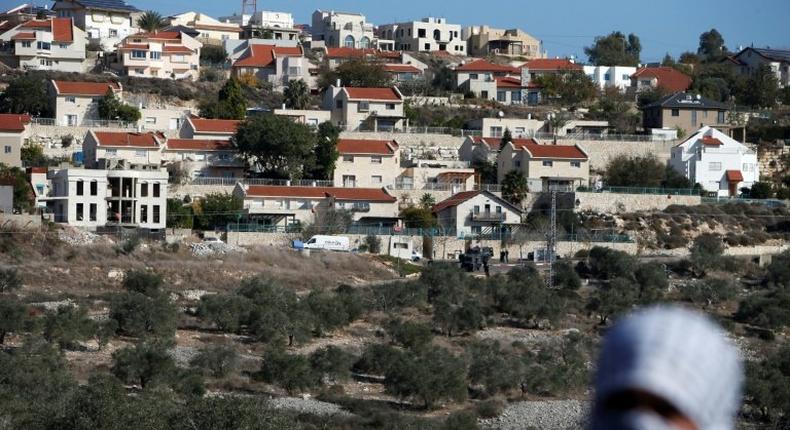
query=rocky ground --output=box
[479,400,590,430]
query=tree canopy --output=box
[584,32,641,66]
[136,11,166,33]
[233,115,318,179]
[604,154,693,189]
[501,170,529,205]
[284,79,312,110]
[98,89,141,122]
[534,71,597,108]
[697,29,728,62]
[319,60,392,88]
[0,74,49,116]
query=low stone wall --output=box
[0,213,42,229]
[575,192,702,214]
[169,184,236,199]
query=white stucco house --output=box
[583,65,636,92]
[670,126,759,197]
[433,190,523,237]
[52,0,139,52]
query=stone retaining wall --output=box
[169,184,236,199]
[0,214,42,229]
[575,192,702,214]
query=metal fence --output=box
[577,186,699,196]
[701,197,787,208]
[186,177,334,187]
[31,117,137,129]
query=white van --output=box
[303,235,350,252]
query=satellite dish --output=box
[696,94,702,100]
[497,111,504,119]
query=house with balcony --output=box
[465,26,544,59]
[233,184,398,229]
[0,17,87,72]
[51,0,139,52]
[333,139,400,188]
[396,159,476,193]
[497,138,590,191]
[167,11,240,45]
[433,190,522,237]
[48,80,122,126]
[323,86,405,131]
[321,47,402,69]
[583,65,637,92]
[310,10,377,49]
[670,126,759,197]
[1,4,56,31]
[723,47,790,88]
[0,114,31,168]
[459,136,499,165]
[179,117,240,140]
[467,117,545,139]
[82,130,163,169]
[116,31,202,81]
[641,92,730,137]
[273,108,332,127]
[631,66,692,93]
[162,138,244,179]
[378,17,466,54]
[382,64,422,82]
[455,59,520,101]
[231,43,315,90]
[44,167,168,231]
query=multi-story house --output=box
[583,65,637,92]
[231,43,315,90]
[116,31,202,81]
[322,47,402,69]
[465,26,544,59]
[45,167,168,231]
[455,59,521,101]
[273,108,332,127]
[0,4,56,32]
[323,86,405,131]
[382,64,423,82]
[162,138,244,179]
[333,139,400,188]
[221,10,300,41]
[378,17,466,54]
[167,11,240,44]
[49,80,122,126]
[641,92,730,137]
[433,190,523,237]
[724,47,790,88]
[467,117,545,139]
[459,136,500,165]
[497,138,590,191]
[0,114,31,168]
[179,117,240,140]
[631,66,692,93]
[51,0,139,51]
[82,130,163,169]
[396,159,476,193]
[0,17,87,72]
[233,183,398,228]
[310,10,377,49]
[670,126,759,197]
[520,58,582,81]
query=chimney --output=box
[336,78,342,87]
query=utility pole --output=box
[545,190,557,288]
[242,0,257,18]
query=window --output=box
[150,51,161,60]
[418,28,426,38]
[473,205,480,213]
[105,149,117,156]
[135,150,146,157]
[542,160,554,167]
[335,100,343,109]
[152,205,160,224]
[571,161,581,168]
[371,156,382,164]
[358,101,370,112]
[76,181,84,196]
[718,111,725,123]
[134,68,145,75]
[37,41,51,50]
[90,181,97,196]
[343,155,354,162]
[140,183,148,197]
[743,163,753,172]
[89,203,97,222]
[3,146,10,154]
[65,96,76,103]
[343,35,355,48]
[622,74,630,80]
[371,175,382,184]
[140,205,148,223]
[145,117,156,124]
[131,50,146,59]
[59,44,68,49]
[76,203,83,221]
[471,226,482,234]
[709,162,722,171]
[469,73,478,80]
[109,29,117,37]
[497,91,507,102]
[671,109,680,117]
[512,91,522,103]
[515,160,521,167]
[604,73,611,81]
[490,126,503,138]
[21,41,31,48]
[495,206,502,213]
[153,183,160,198]
[385,103,395,110]
[40,59,53,66]
[424,43,430,50]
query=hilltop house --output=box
[724,47,790,88]
[323,86,405,131]
[631,67,692,93]
[583,65,636,92]
[167,11,240,44]
[0,17,87,72]
[48,80,122,126]
[116,31,202,81]
[0,114,31,168]
[162,138,244,179]
[497,138,590,191]
[333,139,400,188]
[82,130,163,169]
[322,47,402,68]
[641,92,730,137]
[230,43,315,90]
[433,190,523,237]
[310,10,377,49]
[670,126,759,197]
[51,0,139,51]
[465,26,543,59]
[454,59,520,101]
[377,17,466,54]
[179,118,240,140]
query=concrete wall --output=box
[0,213,42,229]
[575,192,702,214]
[169,184,235,199]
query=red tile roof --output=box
[726,170,743,182]
[189,118,241,134]
[701,136,723,146]
[496,76,524,88]
[512,140,588,160]
[325,47,400,60]
[163,45,194,54]
[192,23,241,32]
[382,64,422,74]
[166,139,235,151]
[631,67,692,92]
[27,167,48,174]
[337,139,397,155]
[133,31,181,40]
[0,114,31,132]
[118,43,149,50]
[456,59,520,73]
[93,132,160,148]
[20,20,50,28]
[18,18,73,42]
[52,80,120,96]
[432,191,481,213]
[245,186,396,202]
[11,32,35,40]
[343,87,402,101]
[232,44,303,68]
[522,58,582,71]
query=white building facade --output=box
[378,17,466,54]
[583,65,636,92]
[311,10,376,49]
[52,0,138,51]
[0,18,87,72]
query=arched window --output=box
[360,36,370,49]
[344,35,355,48]
[433,29,441,41]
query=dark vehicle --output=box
[459,247,493,272]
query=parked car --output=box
[302,235,350,252]
[410,250,423,262]
[202,237,224,244]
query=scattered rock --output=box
[268,396,353,418]
[479,400,590,430]
[189,242,246,257]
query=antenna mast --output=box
[242,0,257,18]
[545,190,557,288]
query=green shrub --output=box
[386,319,433,350]
[190,345,240,378]
[258,349,318,394]
[475,399,505,418]
[364,234,381,254]
[309,346,355,383]
[383,345,467,409]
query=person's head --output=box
[590,306,743,430]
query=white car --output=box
[410,250,423,262]
[202,237,223,244]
